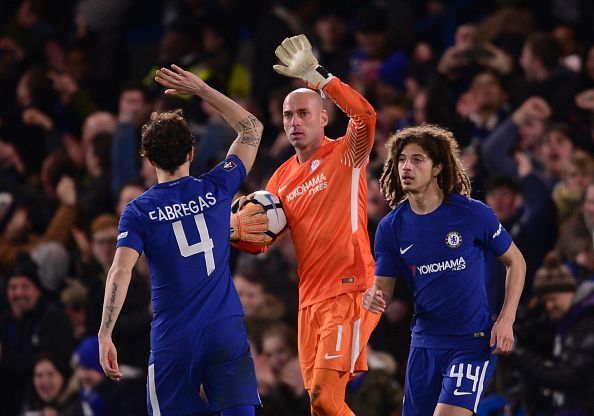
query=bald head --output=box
[284,88,324,112]
[282,88,328,161]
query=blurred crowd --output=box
[1,0,594,415]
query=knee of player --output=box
[310,384,339,416]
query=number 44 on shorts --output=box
[449,363,482,395]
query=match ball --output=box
[245,191,288,241]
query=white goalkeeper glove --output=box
[273,34,334,90]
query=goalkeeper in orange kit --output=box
[231,34,379,416]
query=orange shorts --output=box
[297,291,380,390]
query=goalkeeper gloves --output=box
[230,198,272,245]
[273,34,334,90]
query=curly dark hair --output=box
[140,110,194,175]
[379,124,471,208]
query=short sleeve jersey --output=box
[116,155,246,349]
[374,194,512,349]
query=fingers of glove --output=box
[275,45,293,65]
[242,203,265,215]
[241,223,270,233]
[242,233,273,244]
[240,215,269,227]
[281,37,298,55]
[273,65,298,78]
[296,34,311,51]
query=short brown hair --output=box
[140,109,194,175]
[380,124,471,208]
[90,214,118,235]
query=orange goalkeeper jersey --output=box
[266,78,376,309]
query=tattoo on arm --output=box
[234,115,262,148]
[105,283,118,329]
[239,134,261,147]
[234,115,259,132]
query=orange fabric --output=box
[309,368,353,416]
[266,77,376,308]
[298,291,380,390]
[231,239,268,255]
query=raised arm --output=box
[323,79,376,167]
[155,65,263,173]
[273,34,376,167]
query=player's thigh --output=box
[313,293,369,373]
[298,305,319,390]
[148,338,209,416]
[438,345,497,414]
[351,292,381,373]
[200,316,260,412]
[403,347,442,416]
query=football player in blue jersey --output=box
[97,65,267,416]
[363,124,526,416]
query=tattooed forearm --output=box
[234,115,262,148]
[105,283,118,329]
[234,115,260,133]
[238,134,261,147]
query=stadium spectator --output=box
[257,323,310,416]
[19,353,76,415]
[0,253,74,416]
[509,253,594,415]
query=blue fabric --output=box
[147,316,260,415]
[374,194,512,349]
[221,405,256,416]
[404,343,497,415]
[117,155,247,349]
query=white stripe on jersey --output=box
[351,168,360,233]
[149,363,162,416]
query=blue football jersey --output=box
[116,155,246,349]
[374,194,512,349]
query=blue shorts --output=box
[147,316,260,415]
[403,343,497,415]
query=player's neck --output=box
[156,165,190,184]
[408,185,444,215]
[295,136,324,163]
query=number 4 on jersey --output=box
[172,214,215,275]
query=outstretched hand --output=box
[273,34,331,89]
[155,64,207,97]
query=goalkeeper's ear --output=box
[232,240,268,255]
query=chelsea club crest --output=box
[310,159,320,172]
[445,231,462,248]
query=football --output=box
[244,190,288,242]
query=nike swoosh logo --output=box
[400,244,413,255]
[453,389,473,396]
[277,185,287,193]
[324,353,343,360]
